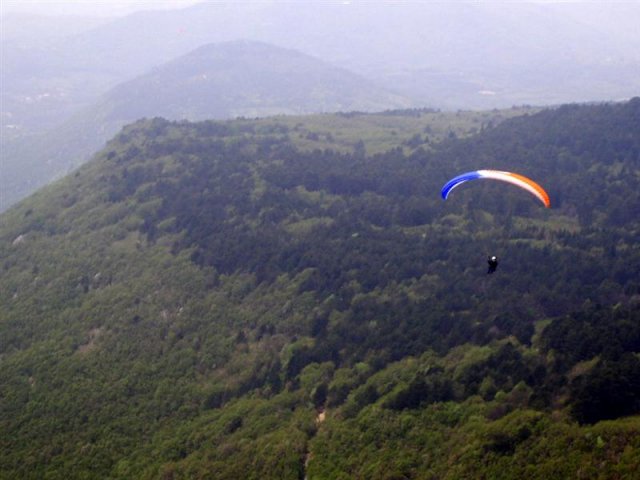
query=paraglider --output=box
[441,170,551,208]
[441,169,550,273]
[487,255,498,274]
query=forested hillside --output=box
[0,40,414,213]
[1,99,639,479]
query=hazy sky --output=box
[3,0,639,17]
[1,0,204,17]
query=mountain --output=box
[3,1,639,137]
[1,99,639,478]
[88,40,414,122]
[0,40,413,212]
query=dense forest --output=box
[1,99,639,478]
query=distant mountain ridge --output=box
[0,40,413,212]
[3,1,639,137]
[99,40,413,121]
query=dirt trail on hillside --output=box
[303,409,327,479]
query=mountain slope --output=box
[0,40,413,212]
[1,100,639,478]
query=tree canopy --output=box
[1,99,639,478]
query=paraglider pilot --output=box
[487,256,498,274]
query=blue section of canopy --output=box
[440,171,482,199]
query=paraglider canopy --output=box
[441,170,551,208]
